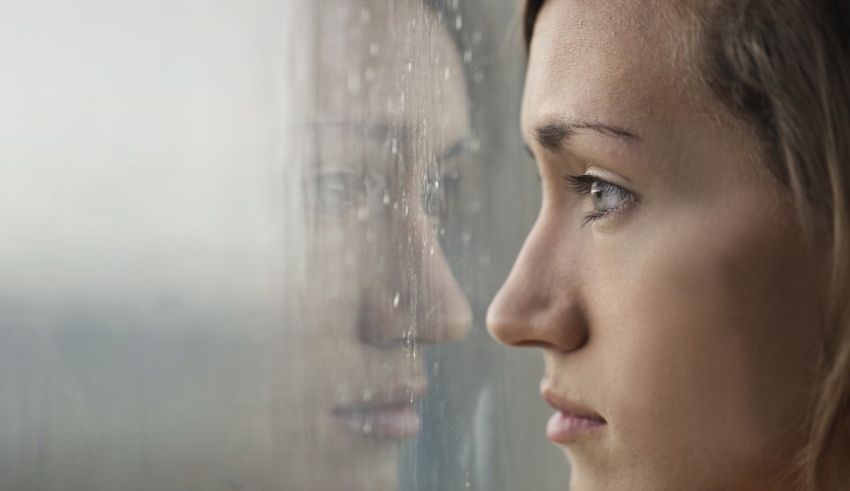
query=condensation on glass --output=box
[0,1,569,490]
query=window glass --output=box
[0,0,569,489]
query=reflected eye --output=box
[312,171,367,216]
[565,174,636,225]
[423,169,460,219]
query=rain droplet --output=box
[404,205,409,216]
[406,62,413,72]
[393,292,400,308]
[455,15,463,31]
[429,246,435,256]
[382,192,391,205]
[362,389,374,402]
[444,66,451,80]
[362,421,374,434]
[463,49,473,63]
[391,137,398,154]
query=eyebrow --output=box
[311,121,470,162]
[533,121,639,152]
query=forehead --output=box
[313,1,469,132]
[522,0,695,142]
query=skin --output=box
[486,1,825,490]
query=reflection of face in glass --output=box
[281,1,472,489]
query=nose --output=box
[359,207,472,347]
[486,212,588,353]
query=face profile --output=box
[487,0,835,490]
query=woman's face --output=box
[283,2,472,490]
[487,1,824,490]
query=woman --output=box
[486,1,849,490]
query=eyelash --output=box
[564,174,637,226]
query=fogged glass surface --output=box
[0,1,568,490]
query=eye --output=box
[565,173,636,225]
[422,169,461,219]
[311,171,368,216]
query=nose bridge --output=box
[486,211,588,352]
[359,200,472,347]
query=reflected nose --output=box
[360,211,472,347]
[486,214,588,353]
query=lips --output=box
[332,382,428,439]
[541,383,606,444]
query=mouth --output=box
[541,383,607,445]
[332,382,427,439]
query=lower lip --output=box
[546,411,606,444]
[334,405,421,439]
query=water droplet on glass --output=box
[383,192,391,205]
[362,389,374,402]
[393,292,400,308]
[406,62,413,72]
[391,137,398,154]
[455,15,463,31]
[404,205,409,216]
[362,421,374,434]
[444,66,451,80]
[463,49,473,63]
[429,246,435,256]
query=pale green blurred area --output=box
[0,1,568,489]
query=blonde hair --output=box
[523,0,850,488]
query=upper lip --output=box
[540,381,606,423]
[332,381,429,415]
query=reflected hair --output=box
[523,0,850,489]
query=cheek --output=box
[589,190,820,484]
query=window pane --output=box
[0,1,568,489]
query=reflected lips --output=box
[332,383,427,439]
[542,386,606,444]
